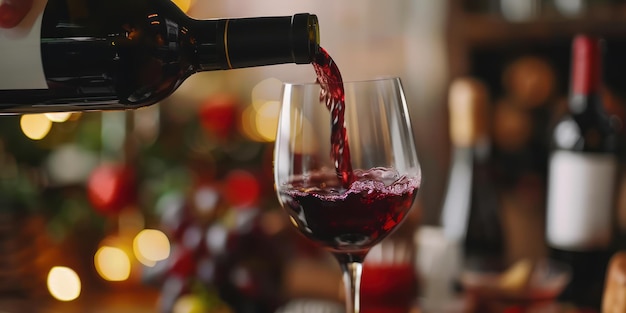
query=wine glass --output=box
[274,77,421,313]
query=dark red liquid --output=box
[361,263,419,311]
[278,168,419,256]
[313,47,354,187]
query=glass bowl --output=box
[460,257,571,311]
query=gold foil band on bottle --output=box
[223,19,233,69]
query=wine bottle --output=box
[441,77,504,267]
[545,34,618,309]
[0,0,319,113]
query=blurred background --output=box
[3,0,626,312]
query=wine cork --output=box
[448,77,490,147]
[603,251,626,313]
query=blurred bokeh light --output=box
[133,229,171,266]
[45,112,73,123]
[20,114,52,140]
[47,266,81,302]
[95,246,132,282]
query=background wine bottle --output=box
[546,34,619,309]
[442,77,504,269]
[0,0,319,114]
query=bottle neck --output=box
[558,35,617,153]
[568,35,603,115]
[193,14,319,71]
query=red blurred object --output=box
[503,306,524,313]
[168,246,196,279]
[360,263,419,313]
[199,93,239,139]
[224,170,260,208]
[0,0,33,29]
[87,163,136,215]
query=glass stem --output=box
[340,261,363,313]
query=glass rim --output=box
[281,76,402,87]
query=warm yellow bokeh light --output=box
[173,294,206,313]
[133,229,171,266]
[240,105,263,142]
[255,100,280,142]
[47,266,81,302]
[171,0,191,12]
[95,246,131,281]
[45,112,73,123]
[20,114,52,140]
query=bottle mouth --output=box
[308,14,320,48]
[292,13,320,64]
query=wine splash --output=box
[313,47,354,187]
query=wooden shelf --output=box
[458,13,626,46]
[446,1,626,85]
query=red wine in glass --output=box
[313,47,354,187]
[279,168,420,260]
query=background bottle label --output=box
[0,0,48,90]
[546,150,617,250]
